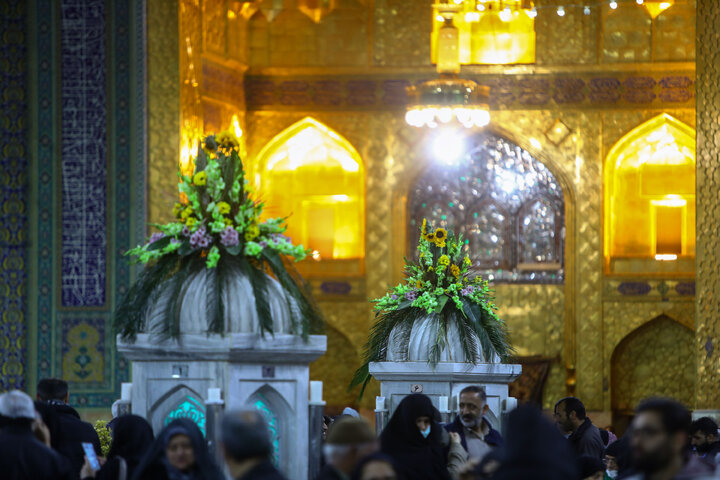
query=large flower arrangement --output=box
[350,220,513,395]
[115,130,323,341]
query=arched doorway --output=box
[611,315,694,434]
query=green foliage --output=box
[94,420,112,457]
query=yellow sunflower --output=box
[425,232,435,242]
[450,264,460,277]
[216,129,241,149]
[433,228,447,242]
[193,171,207,186]
[434,238,446,248]
[416,280,424,289]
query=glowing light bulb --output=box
[557,6,565,17]
[432,130,465,165]
[477,3,485,11]
[584,5,591,15]
[435,14,444,22]
[526,7,537,18]
[499,6,512,22]
[636,0,644,4]
[437,108,453,124]
[610,1,618,9]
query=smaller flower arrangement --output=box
[350,220,513,397]
[94,420,112,457]
[126,129,307,268]
[372,219,496,316]
[115,129,323,341]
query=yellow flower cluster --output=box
[244,224,260,241]
[216,129,241,149]
[450,265,460,277]
[438,255,450,266]
[421,221,447,248]
[217,202,231,215]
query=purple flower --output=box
[460,285,475,296]
[220,226,239,247]
[170,238,180,245]
[405,290,418,301]
[259,240,268,248]
[149,232,165,243]
[182,226,191,236]
[189,227,210,248]
[390,294,398,301]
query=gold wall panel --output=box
[248,2,369,67]
[535,0,597,65]
[147,0,181,227]
[202,0,227,56]
[611,316,694,413]
[602,4,652,63]
[372,0,432,66]
[695,0,720,409]
[654,4,696,61]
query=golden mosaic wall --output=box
[695,0,720,409]
[611,316,694,413]
[144,0,703,415]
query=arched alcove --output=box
[247,385,293,469]
[407,131,565,284]
[611,315,694,434]
[254,117,365,274]
[604,114,695,274]
[148,384,207,436]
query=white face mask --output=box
[606,470,618,479]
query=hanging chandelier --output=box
[406,1,493,129]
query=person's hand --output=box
[80,456,97,479]
[32,417,51,447]
[449,432,462,445]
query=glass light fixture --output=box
[407,3,491,129]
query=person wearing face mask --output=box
[444,386,503,463]
[379,394,454,480]
[131,418,224,480]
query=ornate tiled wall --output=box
[23,0,144,408]
[0,0,28,391]
[695,0,720,409]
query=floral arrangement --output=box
[94,420,112,457]
[114,129,323,340]
[350,220,513,396]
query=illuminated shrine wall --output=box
[141,0,699,416]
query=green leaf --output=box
[224,244,242,256]
[147,236,171,251]
[434,294,449,313]
[178,239,196,256]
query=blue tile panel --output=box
[60,0,108,307]
[0,0,28,391]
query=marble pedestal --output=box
[118,332,326,480]
[369,362,521,432]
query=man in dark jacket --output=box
[0,390,73,480]
[445,386,503,462]
[691,417,720,461]
[221,409,288,480]
[36,378,101,479]
[554,397,604,459]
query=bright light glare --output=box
[557,6,565,16]
[655,254,677,261]
[432,130,465,165]
[529,137,542,150]
[610,1,618,9]
[636,0,644,4]
[659,2,671,9]
[526,7,537,18]
[499,6,512,22]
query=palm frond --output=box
[114,254,181,341]
[238,257,273,336]
[462,299,514,361]
[165,255,204,341]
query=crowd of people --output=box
[2,379,720,480]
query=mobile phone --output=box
[82,442,101,471]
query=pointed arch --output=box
[148,384,207,436]
[255,118,365,263]
[604,114,695,273]
[247,384,293,469]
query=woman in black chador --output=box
[379,393,452,480]
[131,418,224,480]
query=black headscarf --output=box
[492,404,580,480]
[379,394,451,480]
[92,415,154,480]
[130,419,224,480]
